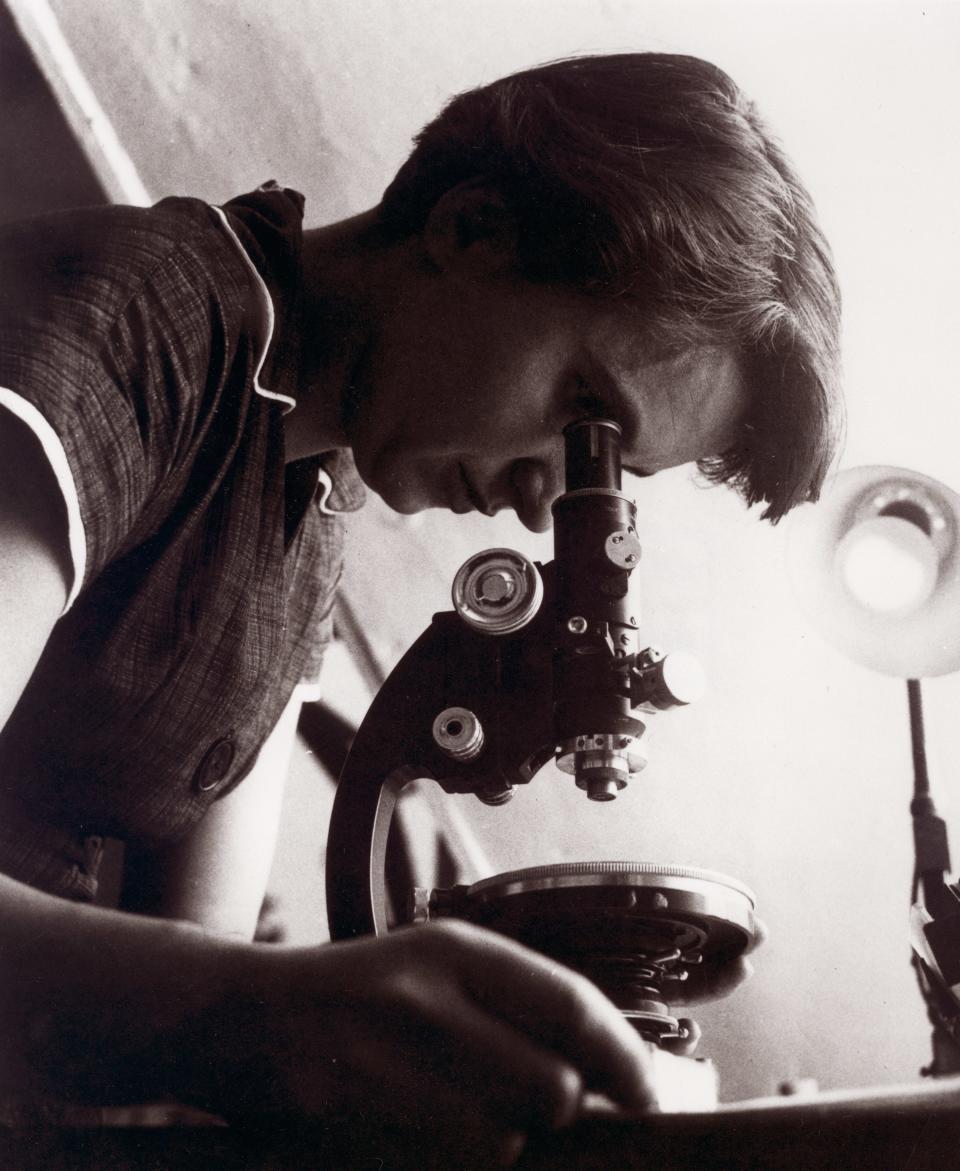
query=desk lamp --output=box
[788,465,960,1072]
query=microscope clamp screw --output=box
[431,707,485,762]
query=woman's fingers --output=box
[234,919,664,1167]
[277,975,573,1168]
[383,975,587,1130]
[414,920,659,1112]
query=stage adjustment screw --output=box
[432,707,484,762]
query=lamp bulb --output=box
[835,516,939,615]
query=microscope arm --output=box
[326,420,697,945]
[325,596,556,941]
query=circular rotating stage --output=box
[444,862,757,1042]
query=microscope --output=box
[325,418,756,1051]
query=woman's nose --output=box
[509,458,562,532]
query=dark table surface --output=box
[4,1077,960,1170]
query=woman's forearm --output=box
[0,873,659,1164]
[0,870,259,1109]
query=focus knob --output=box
[452,548,544,635]
[632,649,706,710]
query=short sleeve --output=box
[0,201,256,608]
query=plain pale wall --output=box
[43,0,960,1101]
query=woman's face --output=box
[345,268,746,532]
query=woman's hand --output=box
[209,920,661,1167]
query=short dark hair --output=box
[378,53,842,522]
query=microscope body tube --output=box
[552,421,647,800]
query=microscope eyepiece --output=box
[563,418,623,492]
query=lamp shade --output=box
[786,466,960,678]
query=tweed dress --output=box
[0,183,364,900]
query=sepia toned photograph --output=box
[1,1,959,1166]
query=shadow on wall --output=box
[0,0,105,224]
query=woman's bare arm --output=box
[119,690,302,940]
[0,409,71,729]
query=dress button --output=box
[193,736,237,793]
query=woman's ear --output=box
[422,181,519,277]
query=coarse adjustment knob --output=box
[432,707,485,762]
[452,548,544,635]
[632,649,707,710]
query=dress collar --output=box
[216,182,365,516]
[218,180,306,414]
